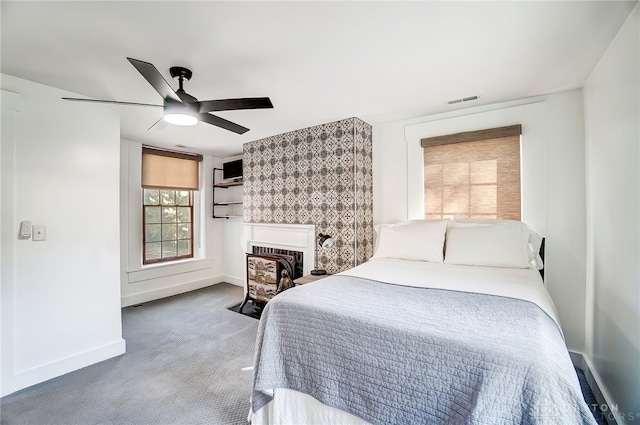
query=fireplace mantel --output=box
[243,223,316,277]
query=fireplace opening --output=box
[251,246,304,280]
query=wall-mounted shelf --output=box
[213,201,243,206]
[213,168,243,219]
[214,181,243,188]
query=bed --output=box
[249,218,597,425]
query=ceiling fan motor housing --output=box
[169,66,192,81]
[164,97,199,113]
[163,99,199,126]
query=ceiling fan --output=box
[62,57,273,134]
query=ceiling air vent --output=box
[447,95,478,105]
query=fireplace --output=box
[243,223,316,280]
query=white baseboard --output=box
[2,339,126,397]
[569,350,621,425]
[121,276,245,307]
[121,277,223,307]
[223,275,244,287]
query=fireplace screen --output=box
[246,255,281,303]
[242,252,298,314]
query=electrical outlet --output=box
[33,225,46,241]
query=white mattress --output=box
[250,258,560,425]
[341,258,560,329]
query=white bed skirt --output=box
[250,388,370,425]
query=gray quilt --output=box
[251,275,597,425]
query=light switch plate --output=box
[33,225,46,241]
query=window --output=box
[141,147,202,265]
[143,189,193,264]
[422,125,521,220]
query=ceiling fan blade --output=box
[147,116,168,131]
[197,97,273,113]
[176,90,198,104]
[127,57,181,103]
[199,113,249,134]
[176,92,192,103]
[62,97,162,108]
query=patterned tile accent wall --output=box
[355,119,374,265]
[243,117,373,274]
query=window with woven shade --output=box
[422,125,521,220]
[141,147,202,264]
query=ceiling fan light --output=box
[163,113,198,126]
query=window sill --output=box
[127,257,214,283]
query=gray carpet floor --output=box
[1,283,257,425]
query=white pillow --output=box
[444,221,530,268]
[526,229,544,270]
[452,216,544,269]
[372,219,449,262]
[372,220,431,251]
[373,223,394,252]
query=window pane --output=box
[144,189,159,205]
[160,190,175,205]
[470,185,497,214]
[162,224,177,241]
[443,162,469,186]
[177,223,191,240]
[177,207,191,223]
[146,242,162,260]
[145,206,161,224]
[470,160,497,184]
[443,185,469,215]
[425,189,442,214]
[162,207,177,223]
[162,241,177,258]
[424,164,443,186]
[146,224,162,242]
[178,240,191,256]
[176,191,190,206]
[143,186,194,265]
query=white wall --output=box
[216,154,245,286]
[221,218,246,286]
[119,141,235,306]
[584,5,639,422]
[373,89,588,352]
[1,75,125,396]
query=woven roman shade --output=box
[422,125,521,220]
[141,147,203,190]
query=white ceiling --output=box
[1,1,636,157]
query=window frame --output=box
[142,188,195,265]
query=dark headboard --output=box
[539,237,545,280]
